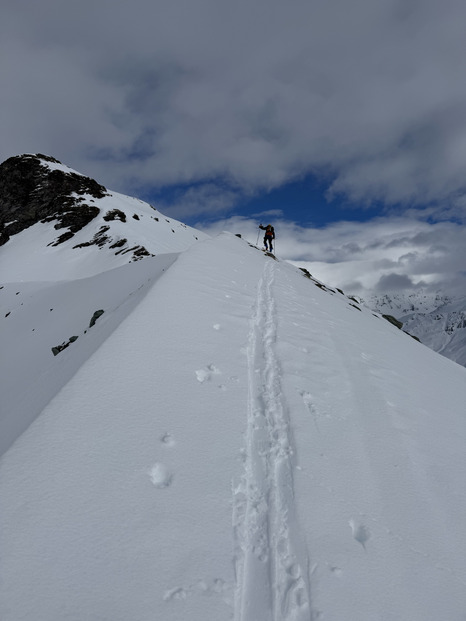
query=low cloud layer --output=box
[198,215,466,296]
[3,0,466,217]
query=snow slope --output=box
[1,234,466,621]
[0,254,178,455]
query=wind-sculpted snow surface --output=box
[1,234,466,621]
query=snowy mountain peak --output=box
[366,290,466,367]
[0,154,207,281]
[365,289,453,316]
[0,153,108,246]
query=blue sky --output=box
[2,0,466,295]
[144,172,388,235]
[206,176,382,228]
[143,174,358,228]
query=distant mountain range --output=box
[365,291,466,367]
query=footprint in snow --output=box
[164,587,186,601]
[149,462,172,488]
[349,519,371,549]
[164,578,232,605]
[196,364,221,383]
[160,432,175,447]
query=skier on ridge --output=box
[259,223,275,253]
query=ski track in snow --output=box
[233,260,312,621]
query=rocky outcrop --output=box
[51,335,79,356]
[0,153,108,246]
[103,209,126,222]
[382,314,403,330]
[51,309,106,355]
[89,309,104,327]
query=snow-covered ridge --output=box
[36,154,87,177]
[365,290,453,316]
[1,234,465,620]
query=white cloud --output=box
[198,214,466,296]
[3,0,466,214]
[156,184,239,219]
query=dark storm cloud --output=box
[3,0,466,217]
[375,273,417,292]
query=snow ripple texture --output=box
[233,260,312,621]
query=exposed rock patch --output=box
[52,310,105,355]
[109,238,128,249]
[114,245,152,258]
[0,153,107,246]
[89,309,104,327]
[382,314,404,330]
[51,335,79,356]
[103,209,126,222]
[73,225,111,249]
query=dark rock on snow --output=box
[382,314,404,330]
[51,335,79,356]
[103,209,126,223]
[0,154,107,246]
[89,309,105,328]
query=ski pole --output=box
[256,226,261,246]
